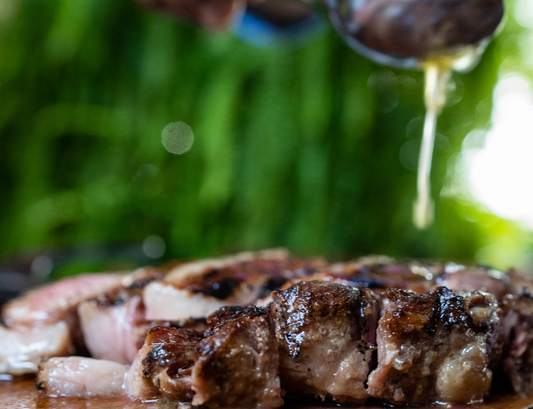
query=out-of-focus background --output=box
[0,0,532,295]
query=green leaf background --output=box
[0,0,531,277]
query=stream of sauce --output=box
[414,45,487,229]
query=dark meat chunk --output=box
[367,287,502,404]
[501,293,533,396]
[127,326,203,402]
[191,306,283,409]
[129,306,282,409]
[269,281,378,402]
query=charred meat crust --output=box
[191,305,283,409]
[368,286,501,405]
[135,306,283,409]
[179,258,325,299]
[269,281,378,402]
[138,327,203,402]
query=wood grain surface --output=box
[2,378,533,409]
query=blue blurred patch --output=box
[234,9,326,47]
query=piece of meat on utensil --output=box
[144,249,324,321]
[367,286,502,404]
[269,280,378,403]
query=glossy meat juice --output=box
[324,0,504,228]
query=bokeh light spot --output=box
[463,74,533,228]
[161,121,194,154]
[143,235,166,259]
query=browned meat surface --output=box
[508,269,533,296]
[132,318,207,351]
[127,326,203,402]
[144,249,324,320]
[367,287,502,405]
[501,293,533,396]
[278,256,439,295]
[269,281,378,403]
[438,264,510,298]
[191,305,283,409]
[128,305,283,409]
[37,357,128,397]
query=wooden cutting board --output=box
[2,378,533,409]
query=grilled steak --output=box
[191,305,283,409]
[437,264,510,299]
[367,286,502,404]
[501,293,533,396]
[77,265,167,364]
[144,249,324,320]
[128,305,283,408]
[269,280,378,403]
[10,251,533,407]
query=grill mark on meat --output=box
[367,286,502,405]
[178,257,325,299]
[144,250,325,321]
[128,326,203,402]
[269,280,378,403]
[191,305,283,409]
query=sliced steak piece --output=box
[37,357,128,397]
[0,322,74,375]
[127,326,203,402]
[279,256,439,295]
[438,264,510,299]
[2,273,125,355]
[269,281,378,403]
[2,273,125,326]
[367,286,502,405]
[77,265,168,364]
[501,293,533,396]
[144,249,324,321]
[508,269,533,296]
[191,306,283,409]
[78,296,145,364]
[128,305,283,409]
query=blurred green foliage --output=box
[0,0,526,272]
